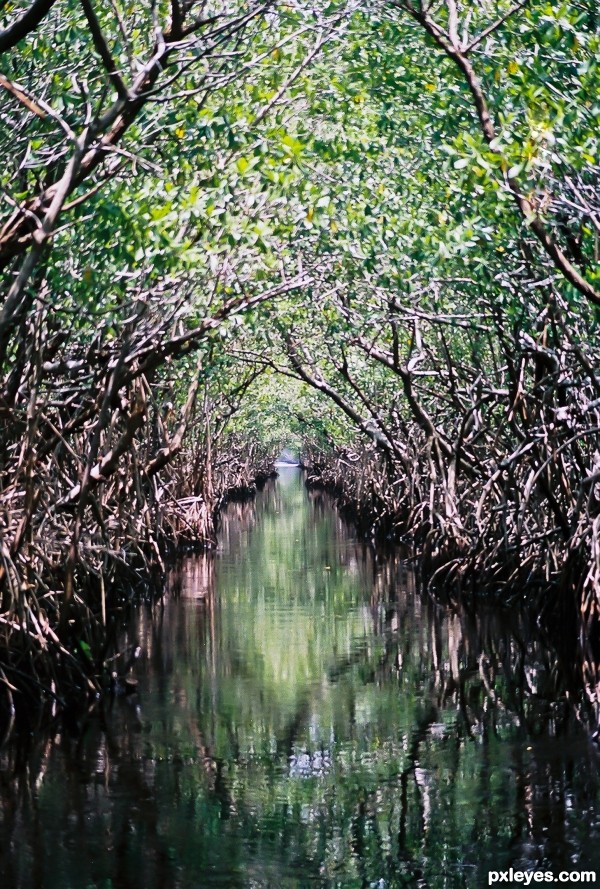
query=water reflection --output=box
[1,467,600,888]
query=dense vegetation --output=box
[0,0,599,718]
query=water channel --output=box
[2,467,600,888]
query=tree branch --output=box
[284,335,397,456]
[79,0,130,100]
[466,0,531,54]
[395,0,600,308]
[0,0,59,54]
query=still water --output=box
[2,467,600,888]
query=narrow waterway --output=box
[2,468,600,888]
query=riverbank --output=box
[0,453,278,742]
[301,445,594,608]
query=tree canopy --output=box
[0,0,599,708]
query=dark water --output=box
[2,467,600,888]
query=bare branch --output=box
[79,0,130,101]
[466,0,531,54]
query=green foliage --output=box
[1,0,599,607]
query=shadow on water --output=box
[1,467,600,888]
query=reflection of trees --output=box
[1,479,600,887]
[0,717,184,889]
[341,565,600,881]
